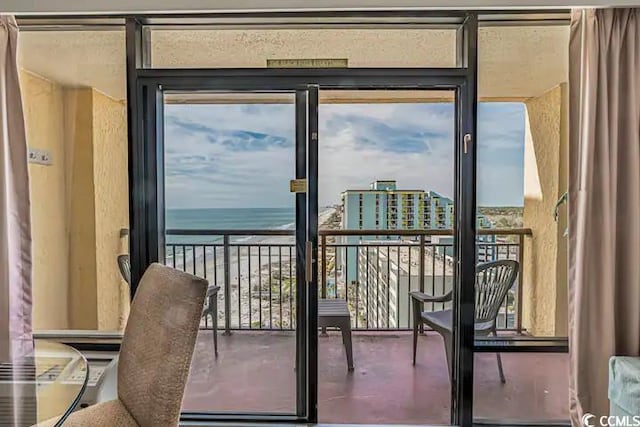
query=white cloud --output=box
[164,101,525,209]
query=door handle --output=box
[305,241,313,283]
[463,133,472,154]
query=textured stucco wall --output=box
[65,88,130,331]
[65,88,99,329]
[152,29,457,70]
[18,26,568,102]
[522,84,568,336]
[24,77,129,331]
[92,90,129,330]
[21,70,70,329]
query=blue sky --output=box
[164,102,525,208]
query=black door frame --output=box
[127,16,478,426]
[139,84,314,422]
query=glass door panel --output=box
[315,89,457,425]
[160,91,305,416]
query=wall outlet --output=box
[28,148,53,166]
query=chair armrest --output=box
[409,290,453,304]
[206,285,221,298]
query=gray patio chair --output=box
[117,254,131,284]
[410,259,519,384]
[202,285,221,356]
[117,254,221,356]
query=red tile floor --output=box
[183,330,569,424]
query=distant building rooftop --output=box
[340,179,456,197]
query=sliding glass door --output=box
[133,70,476,424]
[315,89,457,425]
[134,84,317,420]
[161,91,305,416]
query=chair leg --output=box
[412,299,421,366]
[213,321,218,357]
[492,328,505,383]
[204,313,209,328]
[341,323,354,372]
[412,320,419,366]
[212,297,219,357]
[496,352,505,383]
[442,332,453,381]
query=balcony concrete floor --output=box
[183,331,568,424]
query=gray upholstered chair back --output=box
[475,260,519,325]
[117,263,207,427]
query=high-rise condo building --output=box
[339,180,495,282]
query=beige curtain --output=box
[569,8,640,425]
[0,15,32,362]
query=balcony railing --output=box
[164,228,531,334]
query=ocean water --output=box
[166,208,295,244]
